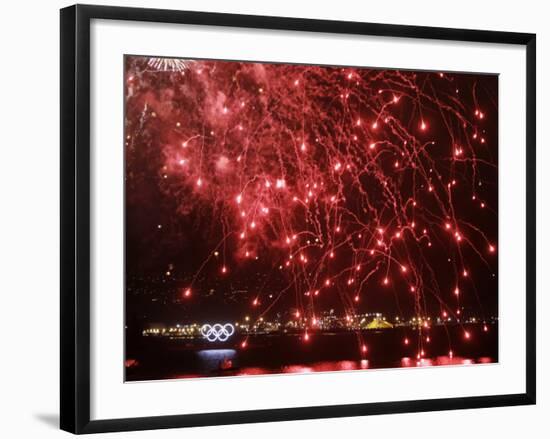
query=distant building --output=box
[365,318,394,329]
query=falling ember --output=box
[125,56,499,380]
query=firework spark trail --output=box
[125,57,498,359]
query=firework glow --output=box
[125,56,498,379]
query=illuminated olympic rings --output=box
[200,323,235,342]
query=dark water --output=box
[126,323,497,381]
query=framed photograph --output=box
[60,4,536,434]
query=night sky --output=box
[124,56,498,328]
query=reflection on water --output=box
[170,355,493,379]
[126,325,498,381]
[240,360,369,376]
[236,356,491,377]
[400,356,481,367]
[197,349,237,372]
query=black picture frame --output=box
[60,4,536,434]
